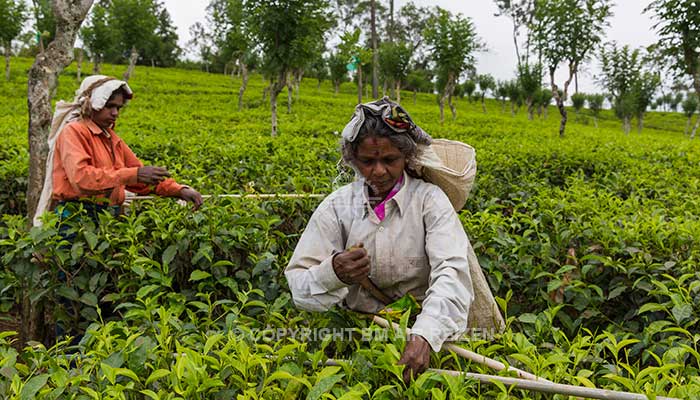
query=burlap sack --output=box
[415,139,477,212]
[415,139,504,334]
[466,241,505,333]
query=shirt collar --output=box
[85,119,113,138]
[355,171,410,219]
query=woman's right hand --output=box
[332,243,370,285]
[137,166,170,185]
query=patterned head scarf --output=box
[341,97,432,145]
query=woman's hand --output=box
[332,243,370,285]
[398,334,431,382]
[179,187,203,210]
[137,166,170,185]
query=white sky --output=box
[162,0,659,94]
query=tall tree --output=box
[328,51,347,94]
[32,0,56,51]
[378,41,411,103]
[476,73,495,113]
[247,0,331,136]
[146,2,180,67]
[494,0,536,68]
[80,1,113,73]
[26,0,94,346]
[339,28,371,104]
[645,0,700,102]
[598,43,644,134]
[0,0,28,81]
[570,92,586,119]
[394,2,435,70]
[188,22,214,72]
[632,71,661,132]
[207,0,254,109]
[108,0,159,81]
[370,0,378,99]
[531,0,612,137]
[516,62,542,119]
[424,7,480,123]
[586,93,604,128]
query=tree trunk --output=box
[389,0,394,43]
[623,116,631,134]
[690,115,700,139]
[294,69,303,101]
[685,116,692,135]
[370,0,378,99]
[526,99,534,120]
[593,116,598,129]
[396,80,401,104]
[238,63,249,111]
[27,0,94,224]
[481,96,486,113]
[501,100,506,113]
[26,0,93,346]
[439,73,456,123]
[270,76,285,137]
[92,55,101,74]
[510,102,515,117]
[263,82,272,102]
[76,48,82,81]
[357,64,363,104]
[334,81,339,94]
[122,46,138,82]
[287,75,293,114]
[413,89,416,105]
[636,114,644,133]
[550,65,575,137]
[439,98,445,124]
[4,44,10,81]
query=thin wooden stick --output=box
[323,359,679,400]
[372,315,548,382]
[126,193,326,200]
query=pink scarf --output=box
[373,174,404,221]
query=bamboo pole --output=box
[322,359,679,400]
[372,315,547,382]
[126,193,326,201]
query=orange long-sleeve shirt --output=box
[52,119,184,205]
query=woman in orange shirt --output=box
[33,75,202,225]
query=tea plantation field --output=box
[0,57,699,398]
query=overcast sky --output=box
[162,0,659,94]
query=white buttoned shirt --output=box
[284,172,474,351]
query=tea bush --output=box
[1,57,699,398]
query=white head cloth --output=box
[32,75,133,226]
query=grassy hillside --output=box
[0,57,699,398]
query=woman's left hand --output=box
[398,334,431,382]
[180,187,203,210]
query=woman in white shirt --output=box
[285,98,474,381]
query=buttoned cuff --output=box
[411,314,451,352]
[118,167,139,185]
[308,253,347,295]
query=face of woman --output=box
[355,136,406,199]
[92,92,125,129]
